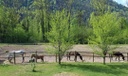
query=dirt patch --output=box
[54,72,80,76]
[0,44,128,52]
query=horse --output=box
[110,51,125,61]
[31,54,44,62]
[7,50,26,63]
[66,51,84,62]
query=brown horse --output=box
[111,51,125,61]
[31,54,44,62]
[67,51,84,62]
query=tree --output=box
[0,6,21,42]
[0,5,5,42]
[13,24,27,43]
[90,0,109,15]
[89,12,122,64]
[47,9,74,64]
[28,18,42,43]
[31,0,51,42]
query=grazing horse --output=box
[8,50,26,63]
[67,51,84,62]
[31,54,44,62]
[111,51,125,61]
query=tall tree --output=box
[47,9,74,64]
[28,18,42,43]
[89,12,122,64]
[0,5,5,42]
[31,0,50,42]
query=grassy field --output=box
[0,62,128,76]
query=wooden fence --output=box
[0,51,128,64]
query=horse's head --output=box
[122,56,125,60]
[31,54,36,58]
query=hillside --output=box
[1,0,128,20]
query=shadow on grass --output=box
[61,63,128,75]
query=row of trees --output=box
[0,0,90,43]
[0,0,128,43]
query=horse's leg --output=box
[110,54,113,60]
[115,56,119,61]
[8,57,13,63]
[69,55,71,61]
[79,55,83,62]
[67,55,69,60]
[74,55,77,62]
[22,54,25,63]
[121,54,125,60]
[118,56,120,61]
[41,56,44,62]
[22,56,25,63]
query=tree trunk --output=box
[58,53,61,65]
[103,56,106,65]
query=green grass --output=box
[0,62,128,76]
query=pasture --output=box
[0,44,128,76]
[0,62,128,76]
[0,44,128,63]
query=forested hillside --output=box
[0,0,128,44]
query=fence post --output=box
[35,51,37,63]
[14,52,16,64]
[109,54,111,63]
[56,53,58,62]
[93,52,94,62]
[127,53,128,61]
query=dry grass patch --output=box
[54,72,80,76]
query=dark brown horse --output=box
[67,51,84,62]
[31,54,44,62]
[111,51,125,61]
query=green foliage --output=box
[30,61,36,72]
[47,9,74,64]
[89,12,122,64]
[31,0,50,42]
[28,19,42,43]
[13,24,27,43]
[91,0,108,14]
[89,12,122,45]
[115,18,128,44]
[0,0,128,44]
[73,26,92,44]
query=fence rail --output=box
[0,51,128,64]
